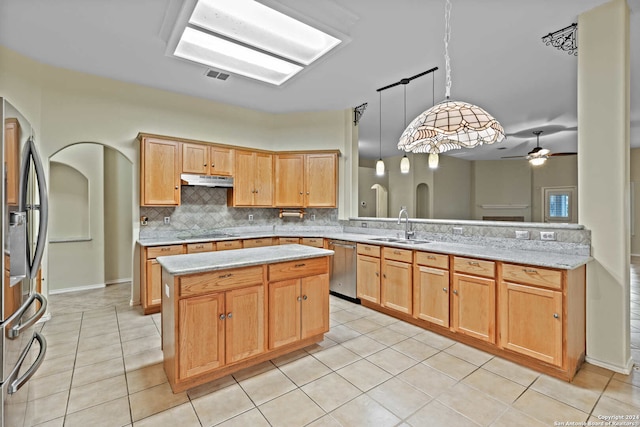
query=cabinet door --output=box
[275,154,304,207]
[141,138,180,206]
[305,153,337,207]
[452,274,495,343]
[225,285,265,364]
[4,118,19,206]
[233,150,255,206]
[499,282,562,366]
[357,255,380,304]
[301,273,329,339]
[210,146,234,176]
[268,279,301,349]
[179,293,225,379]
[182,143,209,174]
[146,259,163,308]
[381,259,412,314]
[414,266,450,327]
[253,152,273,206]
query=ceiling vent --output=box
[206,69,230,81]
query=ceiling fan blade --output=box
[501,155,526,159]
[549,152,577,157]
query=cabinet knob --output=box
[375,272,379,277]
[175,186,179,189]
[300,192,304,195]
[303,295,308,300]
[297,296,302,301]
[204,164,207,167]
[306,192,310,195]
[383,274,386,278]
[443,287,448,292]
[453,290,458,295]
[255,189,259,193]
[211,164,215,168]
[227,312,233,319]
[553,313,559,319]
[219,314,226,320]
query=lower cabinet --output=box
[414,266,449,328]
[381,248,412,315]
[356,244,381,304]
[179,284,265,380]
[142,244,185,314]
[269,273,329,349]
[451,273,496,343]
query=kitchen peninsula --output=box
[157,244,333,393]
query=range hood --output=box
[180,173,234,187]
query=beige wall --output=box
[531,155,578,222]
[433,155,471,220]
[630,148,640,254]
[49,162,90,239]
[472,160,532,221]
[358,166,389,217]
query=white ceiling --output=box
[0,0,637,161]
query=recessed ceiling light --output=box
[174,27,303,85]
[189,0,341,66]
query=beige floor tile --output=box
[330,309,362,324]
[301,372,362,412]
[32,417,65,427]
[406,400,480,427]
[312,345,361,370]
[116,314,155,331]
[341,335,387,357]
[80,320,119,338]
[481,357,539,387]
[343,317,384,334]
[412,330,457,350]
[75,342,123,368]
[462,369,525,404]
[186,374,236,400]
[24,391,69,426]
[82,307,117,320]
[367,377,431,419]
[324,324,361,343]
[238,368,297,405]
[77,331,121,352]
[27,369,73,401]
[366,326,409,346]
[126,363,169,394]
[119,324,159,342]
[444,342,494,366]
[490,407,547,427]
[604,379,640,409]
[423,351,478,380]
[123,347,163,372]
[364,311,399,326]
[437,382,507,426]
[43,329,80,347]
[304,336,338,354]
[366,347,418,375]
[133,402,200,427]
[232,360,276,381]
[259,388,326,427]
[386,320,425,337]
[216,408,271,427]
[67,374,128,414]
[582,362,616,379]
[592,395,640,419]
[391,337,440,361]
[191,383,255,425]
[531,374,600,413]
[336,359,392,392]
[121,334,161,356]
[613,366,640,388]
[572,366,612,392]
[397,363,456,397]
[129,382,189,421]
[32,353,76,379]
[279,354,332,386]
[513,389,589,425]
[44,339,78,360]
[271,348,308,366]
[330,394,401,427]
[72,357,125,387]
[63,396,131,427]
[306,414,343,427]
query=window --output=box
[543,187,577,223]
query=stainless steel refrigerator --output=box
[1,98,48,426]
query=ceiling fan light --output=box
[400,154,410,173]
[529,156,547,166]
[429,153,439,169]
[376,159,385,176]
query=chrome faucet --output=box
[398,208,414,239]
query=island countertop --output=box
[157,244,334,276]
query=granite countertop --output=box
[157,244,334,276]
[142,230,591,270]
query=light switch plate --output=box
[248,214,254,221]
[452,227,463,235]
[515,230,530,240]
[540,231,556,241]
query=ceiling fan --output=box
[501,130,577,165]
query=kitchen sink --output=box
[369,237,430,245]
[369,237,402,242]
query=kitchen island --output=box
[157,244,333,393]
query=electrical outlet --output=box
[452,227,463,235]
[248,214,254,221]
[311,214,316,221]
[361,222,368,228]
[140,216,148,226]
[515,230,530,240]
[164,217,170,225]
[540,231,556,241]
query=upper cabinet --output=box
[4,118,20,206]
[232,150,273,207]
[140,137,180,206]
[274,152,337,208]
[182,142,234,176]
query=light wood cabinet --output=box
[381,247,412,314]
[232,150,273,206]
[356,244,381,304]
[274,152,337,208]
[182,143,234,176]
[216,240,242,251]
[243,238,275,248]
[141,244,185,314]
[278,237,300,245]
[414,252,450,327]
[4,118,19,206]
[452,272,496,343]
[210,146,235,176]
[301,237,324,248]
[186,242,215,253]
[140,137,181,206]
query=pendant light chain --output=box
[444,0,452,99]
[379,91,382,159]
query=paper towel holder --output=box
[279,209,305,219]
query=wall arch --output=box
[416,183,430,219]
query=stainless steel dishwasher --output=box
[328,240,359,302]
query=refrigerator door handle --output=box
[4,293,47,339]
[7,332,47,394]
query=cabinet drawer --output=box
[243,238,274,248]
[186,242,215,254]
[269,257,327,282]
[147,245,184,259]
[383,247,413,263]
[415,251,449,269]
[357,244,380,257]
[454,257,495,278]
[180,266,264,297]
[301,237,324,248]
[502,263,563,290]
[216,240,242,251]
[279,237,300,245]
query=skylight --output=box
[173,0,341,85]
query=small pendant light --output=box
[376,91,385,176]
[400,85,410,174]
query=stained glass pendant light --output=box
[397,0,505,169]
